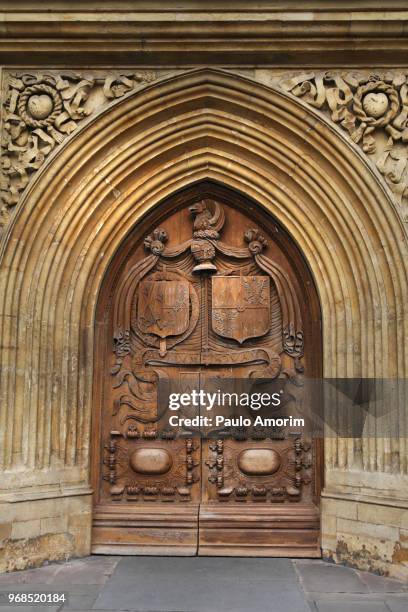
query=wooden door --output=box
[92,185,322,556]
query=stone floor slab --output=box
[295,560,369,593]
[0,556,407,612]
[385,596,408,612]
[0,608,60,612]
[94,578,310,612]
[0,584,100,596]
[315,601,389,612]
[61,593,100,610]
[0,566,60,586]
[51,557,119,585]
[305,592,396,602]
[357,570,408,593]
[113,556,295,582]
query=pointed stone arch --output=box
[0,68,407,574]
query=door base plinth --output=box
[92,504,199,556]
[198,504,321,557]
[92,503,321,557]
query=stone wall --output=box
[0,2,407,579]
[0,494,91,573]
[322,497,408,581]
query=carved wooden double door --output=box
[92,189,322,556]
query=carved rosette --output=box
[18,83,63,128]
[353,80,399,137]
[280,71,408,220]
[144,228,168,255]
[0,70,157,234]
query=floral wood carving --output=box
[279,71,408,221]
[0,70,156,234]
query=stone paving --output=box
[0,556,406,612]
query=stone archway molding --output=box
[0,68,407,576]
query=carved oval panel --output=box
[237,448,281,476]
[129,448,173,475]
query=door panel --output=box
[92,187,322,556]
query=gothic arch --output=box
[0,68,407,506]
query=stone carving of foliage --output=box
[0,70,156,234]
[280,71,408,221]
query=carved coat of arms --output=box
[211,276,270,343]
[137,280,190,338]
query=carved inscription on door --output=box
[92,191,322,556]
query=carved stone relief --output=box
[1,68,407,236]
[278,71,408,221]
[0,70,157,233]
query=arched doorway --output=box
[91,182,322,556]
[1,67,406,574]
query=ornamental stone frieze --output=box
[0,70,157,233]
[2,68,408,235]
[277,71,408,222]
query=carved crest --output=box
[211,276,270,343]
[137,279,189,338]
[189,199,225,273]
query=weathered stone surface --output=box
[0,4,407,580]
[276,70,408,223]
[11,521,41,541]
[322,498,358,520]
[40,516,68,536]
[0,69,157,232]
[0,533,75,573]
[324,533,407,581]
[0,495,91,572]
[0,1,407,66]
[358,504,408,529]
[0,524,11,542]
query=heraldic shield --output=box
[137,279,190,338]
[211,275,270,343]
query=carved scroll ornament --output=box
[111,203,304,382]
[0,70,156,234]
[280,71,408,221]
